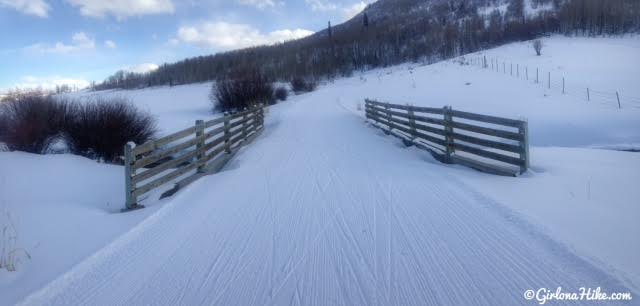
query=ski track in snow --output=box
[18,94,636,306]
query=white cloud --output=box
[126,63,159,74]
[306,0,370,21]
[0,0,50,17]
[64,0,174,19]
[26,32,95,54]
[10,75,90,91]
[104,40,117,49]
[176,22,313,50]
[343,1,367,20]
[305,0,338,12]
[236,0,281,10]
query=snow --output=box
[1,36,639,304]
[452,147,640,290]
[0,153,164,302]
[13,96,635,305]
[63,82,217,136]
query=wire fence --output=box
[462,56,640,110]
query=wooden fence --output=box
[365,99,529,176]
[123,105,264,211]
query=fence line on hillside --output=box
[123,105,265,212]
[365,99,529,177]
[464,56,640,110]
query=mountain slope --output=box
[94,0,640,90]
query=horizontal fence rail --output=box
[123,105,265,211]
[365,99,529,177]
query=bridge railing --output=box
[123,105,264,211]
[365,99,529,176]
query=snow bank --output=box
[450,147,640,291]
[0,153,160,302]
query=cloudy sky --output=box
[0,0,372,92]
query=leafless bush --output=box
[0,95,156,162]
[211,72,274,112]
[290,77,318,94]
[274,86,288,102]
[0,95,75,154]
[66,98,157,162]
[533,39,543,56]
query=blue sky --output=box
[0,0,372,92]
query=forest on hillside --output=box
[94,0,640,91]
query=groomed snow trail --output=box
[20,94,633,306]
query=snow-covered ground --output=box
[1,36,639,304]
[64,82,216,135]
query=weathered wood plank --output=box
[202,127,242,153]
[203,116,226,129]
[519,121,530,174]
[133,126,197,155]
[384,114,447,139]
[133,149,198,184]
[453,142,524,167]
[366,99,444,114]
[204,125,225,141]
[367,104,445,126]
[133,160,199,197]
[368,112,446,146]
[123,142,142,211]
[452,132,523,154]
[133,135,202,169]
[450,109,523,127]
[450,120,523,141]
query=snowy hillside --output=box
[1,36,639,304]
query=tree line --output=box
[93,0,640,91]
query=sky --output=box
[0,0,373,93]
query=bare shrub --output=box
[0,95,75,154]
[66,98,157,162]
[274,86,288,102]
[211,72,274,113]
[533,39,543,56]
[290,77,318,94]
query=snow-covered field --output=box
[1,36,639,304]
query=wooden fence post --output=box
[258,106,265,127]
[536,68,539,84]
[503,62,506,74]
[443,106,454,164]
[548,72,551,89]
[562,77,565,94]
[123,142,142,211]
[242,110,248,140]
[519,121,530,174]
[224,114,231,153]
[364,100,371,120]
[408,105,417,139]
[385,103,392,134]
[587,88,590,101]
[483,56,487,68]
[195,120,205,173]
[510,63,513,76]
[616,92,622,109]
